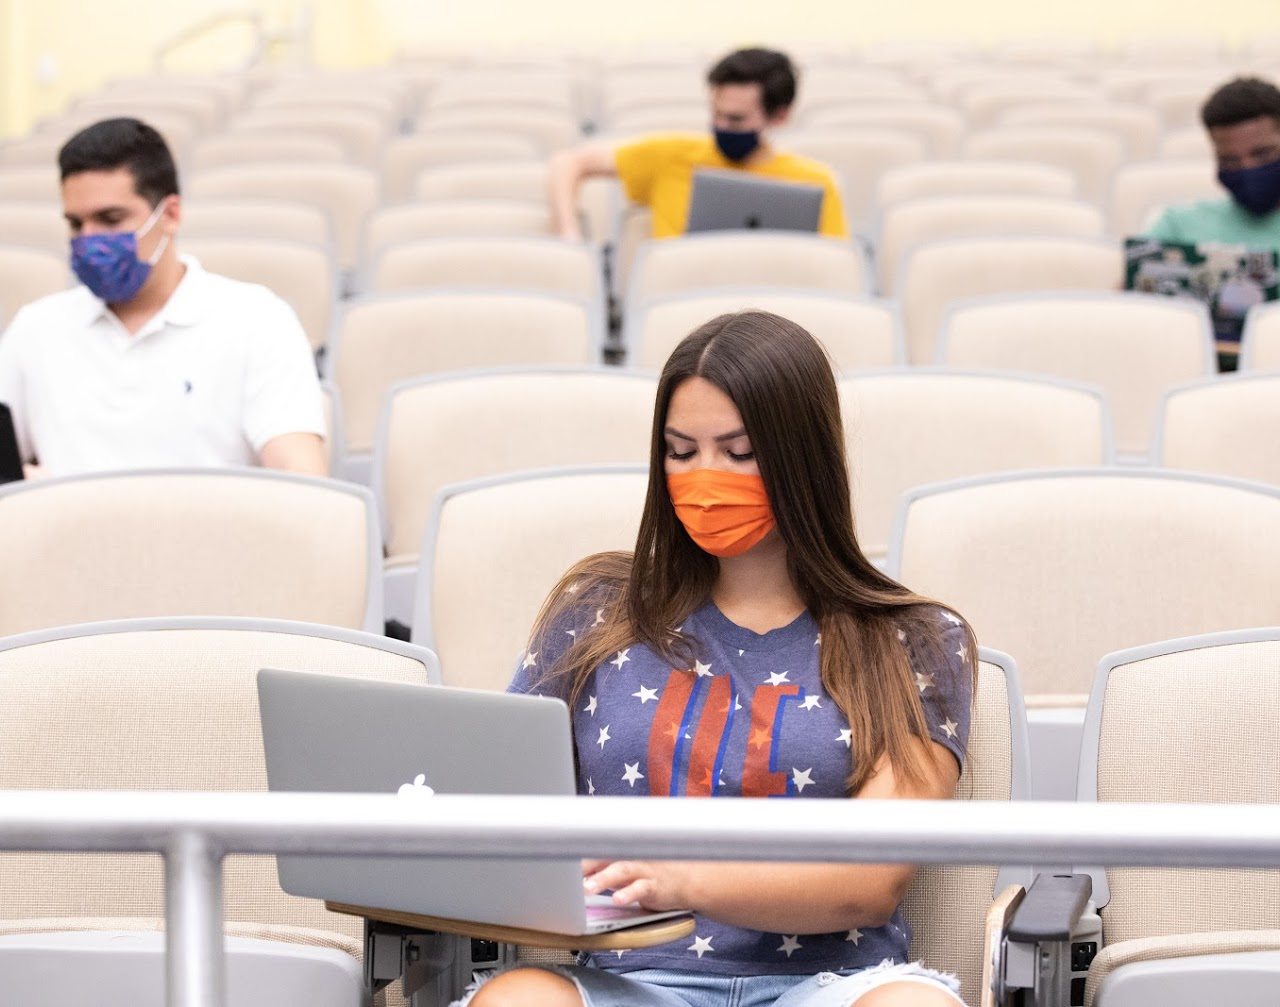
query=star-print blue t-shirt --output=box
[508,596,973,977]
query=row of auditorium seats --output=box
[1,501,1277,1005]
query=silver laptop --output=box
[685,169,824,233]
[257,668,689,935]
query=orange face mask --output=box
[667,469,776,558]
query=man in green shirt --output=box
[1146,77,1280,250]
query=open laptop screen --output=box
[0,404,23,484]
[685,169,824,234]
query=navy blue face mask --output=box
[713,128,761,163]
[1218,159,1280,218]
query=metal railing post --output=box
[166,830,226,1007]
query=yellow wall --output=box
[3,0,1280,137]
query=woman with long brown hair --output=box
[464,311,976,1007]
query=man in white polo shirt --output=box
[0,117,327,477]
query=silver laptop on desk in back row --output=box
[256,668,688,936]
[685,169,825,233]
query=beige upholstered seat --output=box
[900,237,1124,366]
[413,162,549,203]
[801,104,966,156]
[228,110,389,164]
[0,201,65,256]
[1241,303,1280,371]
[415,108,581,153]
[1156,128,1211,160]
[181,237,334,352]
[376,370,656,623]
[875,161,1076,210]
[0,245,69,327]
[626,233,867,313]
[961,127,1124,205]
[363,202,553,261]
[0,471,380,637]
[1108,160,1221,236]
[329,292,598,456]
[607,104,710,134]
[1080,632,1280,1005]
[75,92,226,132]
[188,133,346,171]
[181,199,332,248]
[960,84,1105,129]
[903,650,1027,1007]
[599,67,705,121]
[939,293,1213,458]
[369,237,600,305]
[999,103,1162,158]
[185,163,378,271]
[0,166,60,202]
[423,70,577,116]
[0,133,66,167]
[623,289,901,372]
[0,617,436,1007]
[888,470,1280,703]
[840,370,1111,563]
[413,466,649,690]
[877,195,1105,295]
[781,127,927,231]
[381,133,541,201]
[1155,374,1280,484]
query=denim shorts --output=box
[452,959,967,1007]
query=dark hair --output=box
[529,312,976,793]
[706,48,797,118]
[58,117,180,205]
[1202,77,1280,130]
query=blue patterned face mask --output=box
[69,199,169,304]
[1218,159,1280,217]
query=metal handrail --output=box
[6,791,1280,1007]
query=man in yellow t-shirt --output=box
[549,48,848,240]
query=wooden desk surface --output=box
[326,901,695,951]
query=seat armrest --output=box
[1009,873,1093,942]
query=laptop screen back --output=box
[685,169,824,234]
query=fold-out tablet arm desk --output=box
[328,901,696,1005]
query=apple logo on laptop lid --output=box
[397,773,435,797]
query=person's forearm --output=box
[548,150,584,239]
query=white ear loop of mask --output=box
[137,199,170,265]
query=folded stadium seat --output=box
[181,199,333,248]
[1240,303,1280,371]
[412,465,648,688]
[781,127,927,234]
[876,194,1106,295]
[0,132,69,167]
[0,245,69,328]
[327,291,601,482]
[185,163,379,275]
[898,235,1123,365]
[1097,67,1224,105]
[961,127,1124,205]
[998,103,1162,159]
[72,92,226,133]
[0,470,383,637]
[606,102,712,134]
[248,91,405,127]
[375,368,656,626]
[791,86,934,128]
[1116,34,1222,63]
[381,133,541,202]
[1068,631,1280,1006]
[624,232,869,320]
[796,66,927,112]
[1156,127,1212,160]
[1107,160,1221,237]
[415,109,582,154]
[0,165,60,202]
[33,112,198,161]
[874,160,1077,210]
[886,468,1280,801]
[367,237,603,319]
[0,616,437,1007]
[362,202,554,262]
[1145,81,1220,130]
[621,288,903,371]
[188,133,347,172]
[800,104,966,157]
[181,236,336,355]
[598,67,705,125]
[938,292,1213,460]
[421,70,579,118]
[928,67,1080,103]
[226,111,389,167]
[1153,373,1280,485]
[412,161,549,203]
[992,36,1097,63]
[0,202,65,256]
[959,83,1106,130]
[101,73,247,115]
[839,369,1112,565]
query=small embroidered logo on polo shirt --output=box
[183,381,193,395]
